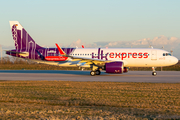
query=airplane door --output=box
[151,50,157,60]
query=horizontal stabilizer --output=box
[5,50,29,57]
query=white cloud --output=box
[67,35,180,49]
[1,36,180,59]
[69,39,82,47]
[65,36,180,58]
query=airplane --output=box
[6,21,178,76]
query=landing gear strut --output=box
[90,64,100,76]
[152,67,157,76]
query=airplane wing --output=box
[55,43,111,66]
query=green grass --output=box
[0,81,180,119]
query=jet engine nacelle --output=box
[105,62,129,74]
[105,62,124,73]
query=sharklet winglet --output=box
[55,43,66,55]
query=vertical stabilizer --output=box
[9,21,42,50]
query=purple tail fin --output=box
[10,21,42,50]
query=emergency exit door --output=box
[151,50,157,60]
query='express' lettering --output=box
[92,48,149,60]
[115,53,121,58]
[109,52,114,58]
[132,53,137,58]
[138,53,143,58]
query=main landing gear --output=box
[152,67,157,76]
[90,65,101,76]
[90,71,96,76]
[90,70,101,76]
[96,70,101,75]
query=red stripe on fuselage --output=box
[45,56,68,61]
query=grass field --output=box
[0,81,180,119]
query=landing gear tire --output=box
[96,70,101,75]
[90,71,96,76]
[152,72,157,76]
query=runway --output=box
[0,70,179,83]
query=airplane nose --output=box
[173,57,178,65]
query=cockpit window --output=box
[163,53,171,56]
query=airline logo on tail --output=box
[9,21,42,50]
[11,24,18,49]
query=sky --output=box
[0,0,180,58]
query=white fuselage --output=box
[69,48,178,67]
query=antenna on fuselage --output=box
[161,46,164,50]
[147,39,153,48]
[148,45,153,49]
[170,49,173,56]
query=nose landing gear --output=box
[152,71,157,76]
[152,67,157,76]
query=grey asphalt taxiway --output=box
[0,70,179,83]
